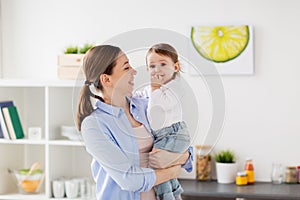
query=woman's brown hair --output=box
[76,45,121,131]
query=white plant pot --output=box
[216,162,237,184]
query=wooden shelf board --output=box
[0,139,46,145]
[0,79,83,87]
[0,193,47,199]
[48,140,84,146]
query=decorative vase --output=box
[216,162,237,184]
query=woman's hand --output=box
[154,164,181,186]
[149,148,189,169]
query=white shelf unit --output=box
[0,79,93,200]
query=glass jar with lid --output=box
[285,166,297,183]
[236,171,247,186]
[195,145,211,181]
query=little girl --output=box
[146,43,190,200]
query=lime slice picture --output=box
[191,25,250,63]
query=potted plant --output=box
[57,43,94,80]
[214,149,237,184]
[79,43,94,54]
[64,45,79,54]
[58,45,83,68]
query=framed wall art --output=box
[189,25,254,75]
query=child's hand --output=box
[151,74,161,91]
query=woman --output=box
[76,45,192,200]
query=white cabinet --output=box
[0,79,93,199]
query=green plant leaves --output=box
[215,150,235,163]
[63,43,94,54]
[79,43,94,54]
[64,46,78,54]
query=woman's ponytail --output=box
[76,45,121,131]
[76,85,94,131]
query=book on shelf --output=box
[0,116,4,138]
[0,123,3,138]
[0,101,14,139]
[2,105,24,139]
[0,126,3,138]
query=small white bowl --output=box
[61,126,81,141]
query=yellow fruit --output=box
[21,180,40,193]
[191,25,250,63]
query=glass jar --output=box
[271,162,283,184]
[285,166,297,183]
[195,145,211,181]
[236,171,247,186]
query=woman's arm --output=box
[176,151,190,165]
[149,147,193,170]
[82,117,155,192]
[154,165,181,186]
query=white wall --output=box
[1,0,300,181]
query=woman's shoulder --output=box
[81,110,114,141]
[81,109,107,129]
[81,112,96,128]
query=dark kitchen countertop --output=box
[179,179,300,200]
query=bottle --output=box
[245,158,255,184]
[271,162,283,184]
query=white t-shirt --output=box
[147,77,184,131]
